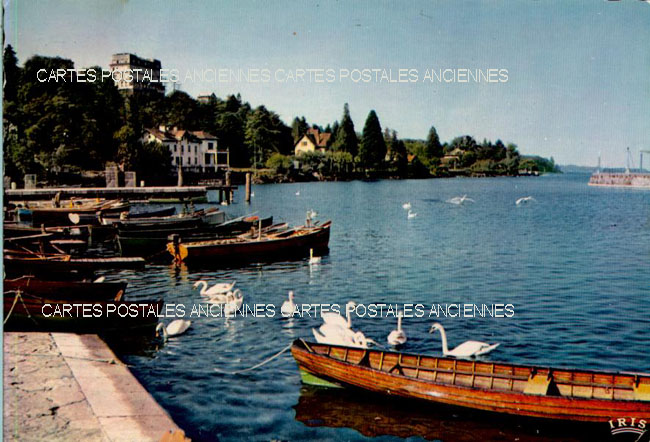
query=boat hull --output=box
[169,222,331,264]
[291,340,650,423]
[3,293,161,336]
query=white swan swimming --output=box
[313,327,373,348]
[402,202,411,210]
[295,191,300,196]
[156,319,192,340]
[448,195,475,205]
[407,210,417,219]
[321,301,356,329]
[515,196,536,205]
[281,291,296,317]
[193,280,236,296]
[429,323,499,358]
[387,313,407,346]
[313,301,365,346]
[224,289,244,316]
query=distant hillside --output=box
[558,165,596,174]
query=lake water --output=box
[112,173,650,441]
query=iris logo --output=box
[609,418,648,440]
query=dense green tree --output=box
[291,116,308,143]
[244,105,292,168]
[359,110,386,169]
[425,125,443,159]
[332,103,358,156]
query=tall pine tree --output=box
[359,110,386,169]
[332,103,357,156]
[425,125,443,159]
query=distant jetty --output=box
[588,172,650,189]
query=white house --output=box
[142,126,229,171]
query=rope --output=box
[3,294,21,325]
[3,291,37,325]
[213,343,292,375]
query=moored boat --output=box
[167,221,331,264]
[291,340,650,422]
[3,249,145,277]
[116,215,274,257]
[4,276,126,301]
[3,290,161,336]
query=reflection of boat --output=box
[294,386,600,441]
[168,221,331,264]
[291,340,650,422]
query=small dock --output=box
[5,185,237,204]
[4,332,184,441]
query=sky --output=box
[4,0,650,167]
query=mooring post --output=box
[245,172,251,203]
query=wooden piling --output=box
[245,173,251,203]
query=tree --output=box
[291,116,308,143]
[359,110,386,169]
[332,103,358,156]
[244,106,292,168]
[389,131,408,176]
[425,125,443,160]
[3,45,21,106]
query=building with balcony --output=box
[142,126,228,171]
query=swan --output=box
[309,248,321,264]
[281,291,296,316]
[321,301,356,329]
[429,323,499,358]
[224,289,244,316]
[295,191,300,196]
[312,327,373,348]
[516,196,536,205]
[387,313,407,346]
[448,195,475,205]
[402,202,411,210]
[156,319,191,339]
[407,210,417,219]
[193,280,236,296]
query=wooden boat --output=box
[4,276,126,301]
[3,291,161,336]
[18,199,129,226]
[97,206,176,224]
[3,223,91,241]
[105,207,224,229]
[167,221,331,264]
[291,340,650,422]
[3,250,145,277]
[116,215,274,257]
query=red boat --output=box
[167,221,331,264]
[291,340,650,423]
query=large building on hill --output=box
[142,126,229,171]
[109,53,165,95]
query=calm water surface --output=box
[111,173,649,441]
